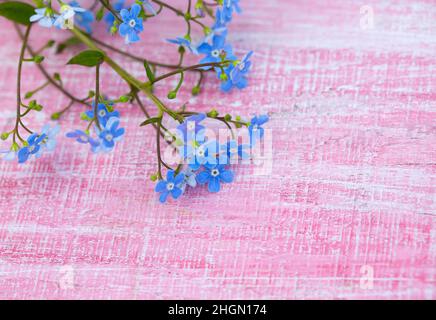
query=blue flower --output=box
[219,51,253,92]
[119,4,144,44]
[105,0,125,30]
[177,113,206,142]
[40,124,60,152]
[231,51,253,84]
[97,117,125,150]
[17,133,47,164]
[182,168,197,189]
[85,103,120,127]
[220,140,250,162]
[54,3,86,29]
[197,163,234,193]
[249,115,269,145]
[70,1,94,34]
[138,0,157,15]
[29,8,56,28]
[66,130,100,153]
[221,0,242,23]
[197,34,236,71]
[211,8,228,33]
[155,170,185,203]
[184,140,218,170]
[167,37,198,54]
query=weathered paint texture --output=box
[0,0,434,299]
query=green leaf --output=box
[140,117,160,127]
[95,6,104,21]
[67,50,104,67]
[143,60,155,83]
[0,1,35,26]
[56,37,81,54]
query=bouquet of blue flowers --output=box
[0,0,269,203]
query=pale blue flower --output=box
[167,37,198,54]
[30,8,56,28]
[54,4,86,28]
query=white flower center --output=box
[197,148,205,157]
[129,19,136,27]
[105,134,113,142]
[166,182,175,191]
[187,122,195,131]
[211,49,220,58]
[238,62,245,70]
[99,110,106,117]
[211,169,220,177]
[28,145,35,153]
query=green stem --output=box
[99,0,122,22]
[94,63,101,129]
[151,61,230,84]
[14,24,91,110]
[70,28,181,121]
[13,24,32,144]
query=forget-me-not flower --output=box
[97,117,125,150]
[198,34,236,71]
[221,0,242,23]
[186,140,219,170]
[30,8,57,28]
[211,8,228,33]
[17,133,47,164]
[105,0,125,30]
[85,103,120,127]
[138,0,157,15]
[54,4,86,29]
[196,163,234,193]
[40,124,60,152]
[155,170,185,203]
[167,37,198,54]
[119,4,144,44]
[220,140,250,163]
[249,115,269,145]
[66,130,100,153]
[70,1,94,33]
[177,113,206,141]
[219,51,253,92]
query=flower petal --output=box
[155,180,167,192]
[208,177,221,193]
[196,171,210,184]
[171,187,183,200]
[219,170,234,183]
[159,191,169,203]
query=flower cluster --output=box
[30,1,93,31]
[0,124,60,164]
[105,0,156,43]
[66,102,125,153]
[0,0,267,204]
[154,113,269,203]
[166,0,253,92]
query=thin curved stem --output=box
[94,64,101,129]
[150,61,230,84]
[13,24,32,144]
[14,24,91,109]
[99,0,122,23]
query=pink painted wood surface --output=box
[0,0,435,299]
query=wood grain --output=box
[0,0,434,299]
